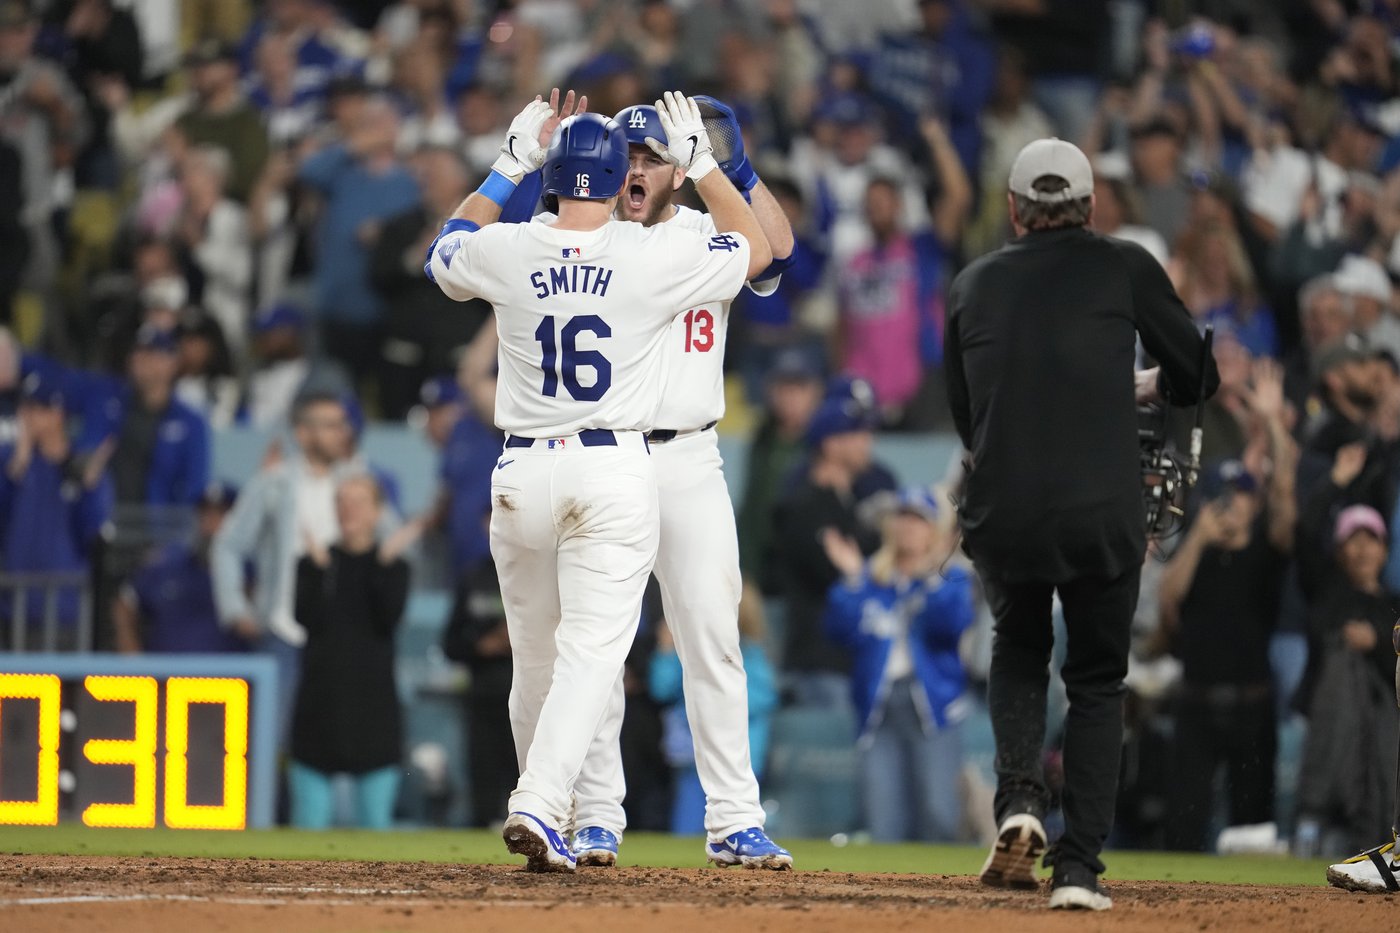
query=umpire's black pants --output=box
[981,566,1140,880]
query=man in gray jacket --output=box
[212,392,376,746]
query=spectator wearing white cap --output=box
[1333,255,1400,359]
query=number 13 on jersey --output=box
[683,309,714,353]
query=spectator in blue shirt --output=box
[866,0,994,173]
[431,337,501,578]
[85,325,211,507]
[297,97,420,385]
[113,481,244,654]
[238,0,350,96]
[823,486,975,843]
[0,372,113,649]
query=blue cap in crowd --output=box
[132,323,178,355]
[199,480,239,510]
[252,303,307,335]
[815,93,874,128]
[826,373,878,417]
[768,347,823,383]
[420,374,463,409]
[1200,459,1258,499]
[20,371,63,408]
[806,397,876,447]
[894,486,940,522]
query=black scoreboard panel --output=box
[0,673,251,829]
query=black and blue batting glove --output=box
[693,95,759,200]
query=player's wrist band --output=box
[727,157,759,196]
[752,247,795,283]
[439,218,480,237]
[478,170,519,208]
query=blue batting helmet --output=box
[613,104,666,148]
[543,113,629,201]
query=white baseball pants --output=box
[490,431,660,829]
[573,428,766,840]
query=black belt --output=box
[505,429,619,448]
[646,421,717,443]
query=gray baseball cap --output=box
[1009,138,1094,202]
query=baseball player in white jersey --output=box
[564,100,798,869]
[426,90,770,872]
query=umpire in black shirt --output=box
[944,139,1218,910]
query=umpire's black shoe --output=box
[979,812,1047,890]
[1048,867,1112,911]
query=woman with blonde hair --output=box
[822,487,975,842]
[1172,221,1279,358]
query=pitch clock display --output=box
[0,655,279,829]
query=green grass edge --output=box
[0,825,1334,887]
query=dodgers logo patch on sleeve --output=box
[708,234,740,252]
[438,238,462,269]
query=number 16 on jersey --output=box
[534,314,613,400]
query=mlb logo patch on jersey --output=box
[562,247,583,260]
[547,438,567,449]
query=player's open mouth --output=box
[627,184,646,210]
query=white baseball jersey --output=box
[429,218,752,437]
[652,206,779,429]
[535,205,781,431]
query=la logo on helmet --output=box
[628,111,648,129]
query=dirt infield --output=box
[0,856,1390,933]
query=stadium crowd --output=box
[4,0,1400,854]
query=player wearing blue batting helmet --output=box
[613,104,666,147]
[542,112,629,201]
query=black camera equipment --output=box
[1138,325,1214,538]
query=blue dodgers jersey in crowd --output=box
[441,410,501,574]
[129,545,243,653]
[78,380,212,507]
[0,454,113,624]
[298,143,421,325]
[823,565,976,736]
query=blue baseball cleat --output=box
[705,827,793,870]
[571,825,620,867]
[502,811,577,873]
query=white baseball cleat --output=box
[502,811,577,873]
[979,813,1047,890]
[1327,839,1400,893]
[704,827,793,870]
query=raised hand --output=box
[645,91,718,181]
[1244,358,1285,422]
[537,87,588,150]
[493,96,556,181]
[821,527,865,579]
[378,516,426,564]
[1331,440,1368,488]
